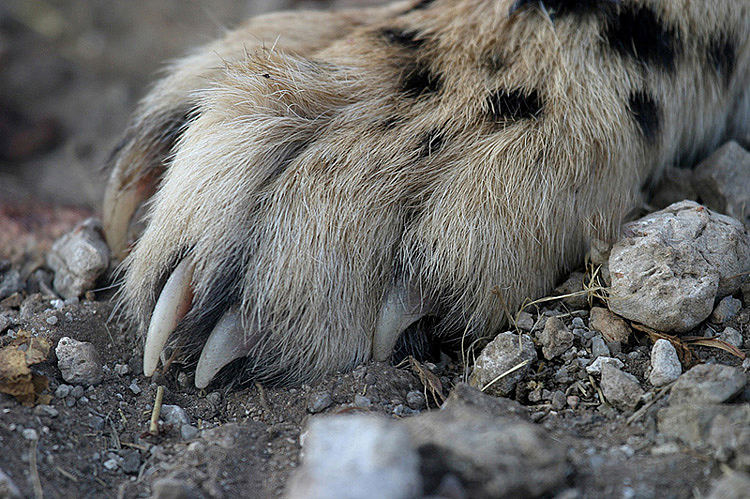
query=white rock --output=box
[46,218,110,299]
[711,296,742,323]
[55,337,103,385]
[469,332,537,396]
[22,428,38,440]
[586,356,624,375]
[287,415,421,499]
[718,327,743,348]
[161,405,190,426]
[600,364,644,411]
[609,201,750,332]
[648,339,681,387]
[693,141,750,227]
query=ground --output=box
[0,2,748,498]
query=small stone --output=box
[608,201,750,332]
[539,317,574,360]
[307,392,333,414]
[553,271,588,308]
[87,416,105,431]
[181,424,199,440]
[354,395,372,408]
[600,364,644,411]
[22,428,38,440]
[50,299,64,309]
[550,390,566,411]
[567,396,580,409]
[45,315,58,325]
[589,307,630,343]
[693,140,750,227]
[669,364,747,405]
[0,268,23,301]
[55,337,103,385]
[206,392,221,406]
[711,296,742,323]
[649,339,682,387]
[469,332,537,396]
[515,311,534,331]
[287,415,421,499]
[151,478,201,499]
[70,385,85,398]
[161,404,190,426]
[33,405,58,418]
[113,363,130,375]
[102,458,119,471]
[54,384,72,398]
[585,356,624,375]
[717,326,743,348]
[120,450,141,475]
[128,381,141,395]
[590,336,610,358]
[406,391,426,410]
[571,317,586,329]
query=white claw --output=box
[143,259,194,376]
[195,310,256,389]
[372,283,430,361]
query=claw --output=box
[372,283,430,361]
[143,258,194,376]
[195,309,257,389]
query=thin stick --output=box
[481,359,530,392]
[149,385,165,435]
[29,439,43,499]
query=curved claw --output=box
[143,258,194,376]
[372,283,430,362]
[195,310,257,389]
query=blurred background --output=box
[0,0,378,260]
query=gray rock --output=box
[585,356,624,375]
[649,339,682,387]
[46,218,110,299]
[550,390,566,411]
[404,386,566,498]
[650,165,698,210]
[70,385,85,398]
[287,415,421,499]
[600,364,644,411]
[55,337,103,385]
[22,428,38,440]
[54,384,72,398]
[693,141,750,227]
[354,395,372,409]
[658,403,750,447]
[161,404,190,426]
[103,458,119,471]
[468,332,537,396]
[114,363,130,375]
[711,296,742,323]
[120,450,141,474]
[307,392,333,414]
[0,268,23,301]
[553,271,588,308]
[589,307,630,343]
[151,477,204,499]
[669,364,747,405]
[33,404,59,418]
[718,327,743,348]
[707,471,750,499]
[0,467,22,499]
[128,381,141,395]
[609,201,750,332]
[181,424,199,440]
[590,336,610,358]
[405,391,425,410]
[539,317,574,360]
[515,311,534,331]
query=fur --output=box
[104,0,750,384]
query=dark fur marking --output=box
[405,0,436,12]
[708,35,737,86]
[628,91,660,142]
[381,116,406,130]
[418,130,444,159]
[487,88,543,122]
[381,28,424,50]
[604,5,678,71]
[400,62,442,98]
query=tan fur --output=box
[105,0,750,384]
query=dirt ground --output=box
[0,2,748,498]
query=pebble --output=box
[406,391,426,410]
[669,364,747,405]
[151,478,201,499]
[55,384,72,398]
[102,458,119,471]
[120,450,141,475]
[711,296,742,323]
[307,392,333,414]
[539,317,574,360]
[515,311,534,330]
[70,385,85,398]
[469,332,537,396]
[608,201,749,332]
[590,336,610,358]
[33,405,59,418]
[550,390,566,411]
[161,405,190,426]
[600,364,644,411]
[567,396,580,409]
[693,140,750,227]
[354,395,372,408]
[206,392,221,406]
[113,363,130,375]
[45,218,110,299]
[585,356,624,375]
[55,337,104,385]
[287,415,421,499]
[717,327,743,348]
[648,339,682,387]
[45,315,58,325]
[589,307,630,344]
[128,381,141,395]
[22,428,38,440]
[0,268,23,301]
[181,424,199,440]
[571,317,586,329]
